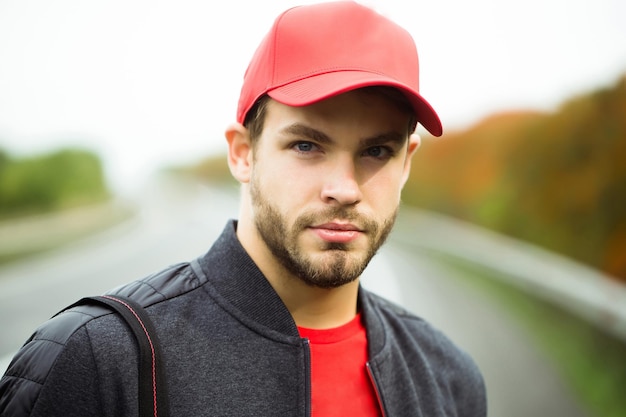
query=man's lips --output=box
[315,222,362,231]
[309,222,363,244]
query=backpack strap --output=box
[62,295,169,417]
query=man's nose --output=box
[320,159,362,206]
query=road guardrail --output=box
[393,207,626,343]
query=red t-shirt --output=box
[298,314,381,416]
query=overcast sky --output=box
[1,0,625,192]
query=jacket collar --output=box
[194,220,300,338]
[358,287,387,359]
[194,220,387,354]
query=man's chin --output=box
[294,252,371,288]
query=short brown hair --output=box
[243,94,271,144]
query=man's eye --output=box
[293,142,316,153]
[364,146,392,159]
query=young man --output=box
[0,2,486,416]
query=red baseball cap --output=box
[236,1,442,136]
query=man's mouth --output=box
[309,222,363,244]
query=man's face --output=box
[248,89,418,289]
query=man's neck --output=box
[273,276,360,330]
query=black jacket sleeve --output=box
[0,309,107,416]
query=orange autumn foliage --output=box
[403,74,626,283]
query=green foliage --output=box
[404,74,626,283]
[0,148,109,218]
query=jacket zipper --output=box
[366,363,387,417]
[302,338,312,417]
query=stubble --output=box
[250,179,397,289]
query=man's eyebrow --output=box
[280,123,332,144]
[360,132,407,148]
[280,123,407,147]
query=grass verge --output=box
[436,253,626,417]
[0,200,134,268]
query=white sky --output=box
[1,0,625,192]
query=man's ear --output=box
[401,133,421,187]
[225,123,253,184]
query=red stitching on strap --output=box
[103,296,158,417]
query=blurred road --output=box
[0,176,233,356]
[0,177,590,416]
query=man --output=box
[0,2,486,416]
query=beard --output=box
[250,178,397,289]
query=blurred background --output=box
[1,1,625,416]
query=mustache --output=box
[293,207,377,233]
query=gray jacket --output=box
[0,221,486,416]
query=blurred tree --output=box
[0,148,109,218]
[170,153,236,186]
[403,74,626,283]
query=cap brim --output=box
[267,71,443,137]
